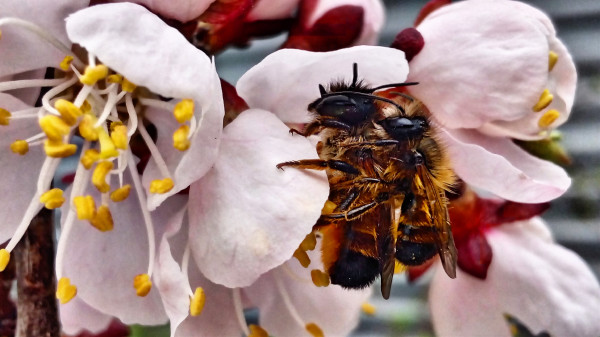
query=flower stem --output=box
[14,208,59,337]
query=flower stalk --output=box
[14,208,59,337]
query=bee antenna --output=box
[368,82,419,92]
[389,91,415,102]
[319,84,327,97]
[351,63,359,88]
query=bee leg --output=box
[289,119,352,137]
[342,139,400,148]
[326,192,390,220]
[276,159,360,175]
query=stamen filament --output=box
[127,151,156,277]
[182,242,192,295]
[0,18,84,68]
[137,122,172,179]
[0,78,68,92]
[138,97,175,112]
[232,288,251,336]
[273,269,308,329]
[125,94,138,137]
[25,131,46,143]
[41,76,78,116]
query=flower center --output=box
[0,18,198,303]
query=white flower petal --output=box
[408,0,552,129]
[0,94,45,244]
[237,46,409,123]
[65,3,215,102]
[0,0,88,77]
[442,128,570,203]
[245,243,371,336]
[59,172,167,325]
[59,296,114,335]
[142,65,224,210]
[188,109,328,287]
[430,218,600,337]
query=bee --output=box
[277,64,457,299]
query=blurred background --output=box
[215,0,600,336]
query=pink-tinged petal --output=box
[430,218,600,337]
[188,109,328,287]
[112,0,215,22]
[60,173,167,325]
[59,296,113,335]
[237,46,409,124]
[408,0,551,129]
[142,65,224,210]
[151,196,190,337]
[66,3,215,102]
[303,0,385,46]
[174,259,240,337]
[0,0,88,77]
[246,0,301,21]
[442,128,570,203]
[245,243,371,336]
[0,94,45,244]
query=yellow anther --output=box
[54,99,83,126]
[321,200,337,214]
[80,64,108,86]
[549,51,559,71]
[361,302,376,315]
[110,185,131,202]
[39,188,65,209]
[149,178,174,194]
[300,232,317,251]
[79,114,100,141]
[98,130,119,159]
[248,325,269,337]
[59,55,74,71]
[10,140,29,155]
[92,161,113,193]
[107,74,123,84]
[133,274,152,297]
[305,323,324,337]
[90,205,114,232]
[121,77,137,92]
[538,109,560,128]
[310,269,330,287]
[173,125,191,151]
[73,195,96,220]
[44,140,77,158]
[39,115,71,141]
[110,124,128,150]
[173,99,194,123]
[0,108,11,125]
[189,287,206,316]
[0,249,10,272]
[56,277,77,304]
[81,149,100,169]
[293,248,311,268]
[532,89,554,112]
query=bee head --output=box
[378,116,428,141]
[310,92,376,125]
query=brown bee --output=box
[277,64,457,299]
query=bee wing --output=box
[378,203,397,300]
[416,162,457,278]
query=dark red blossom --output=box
[282,5,364,52]
[390,28,424,62]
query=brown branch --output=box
[14,208,60,337]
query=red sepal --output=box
[68,319,129,337]
[407,258,435,283]
[414,0,452,26]
[282,5,364,52]
[456,229,493,279]
[221,78,249,127]
[390,28,424,62]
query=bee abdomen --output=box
[329,250,379,289]
[395,241,437,266]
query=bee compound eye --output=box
[315,94,375,125]
[381,117,426,140]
